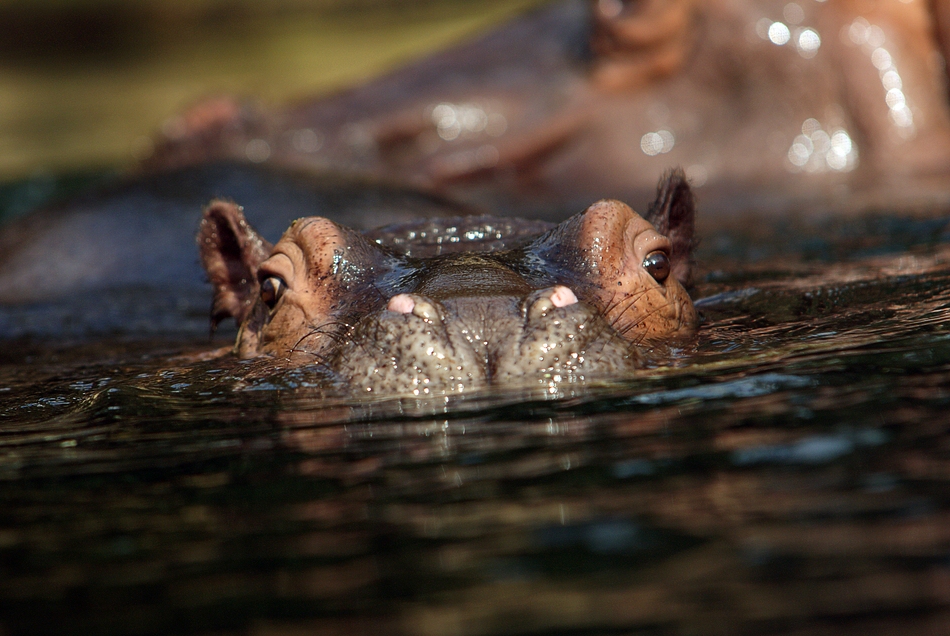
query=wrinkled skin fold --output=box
[199,171,699,396]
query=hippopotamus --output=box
[147,0,950,218]
[5,0,950,338]
[199,172,698,394]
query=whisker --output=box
[605,289,649,331]
[288,319,353,357]
[600,291,631,319]
[367,282,389,304]
[625,303,673,346]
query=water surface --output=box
[2,226,949,635]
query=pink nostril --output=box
[550,285,578,307]
[387,294,415,314]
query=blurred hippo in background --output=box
[0,164,472,337]
[148,0,950,218]
[199,172,698,395]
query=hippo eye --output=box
[260,276,285,309]
[642,251,671,282]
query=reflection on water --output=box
[2,231,950,634]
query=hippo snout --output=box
[332,287,641,395]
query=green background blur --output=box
[0,0,543,179]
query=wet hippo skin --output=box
[150,0,950,218]
[200,172,698,395]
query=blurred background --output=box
[0,0,543,179]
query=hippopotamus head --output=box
[198,172,698,395]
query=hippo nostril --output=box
[388,293,442,322]
[387,294,415,314]
[525,285,578,320]
[549,285,578,308]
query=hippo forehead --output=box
[362,216,557,258]
[278,216,384,284]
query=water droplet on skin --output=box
[797,28,821,57]
[885,88,906,110]
[866,25,886,48]
[640,132,663,156]
[871,47,892,70]
[802,118,822,136]
[438,122,461,141]
[787,121,858,173]
[889,106,914,129]
[657,129,675,152]
[826,151,847,171]
[640,130,674,156]
[881,69,902,91]
[830,130,852,156]
[847,18,869,46]
[768,22,791,45]
[788,142,811,167]
[794,134,814,154]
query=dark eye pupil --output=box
[643,251,670,282]
[260,277,284,308]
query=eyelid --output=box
[633,230,672,262]
[258,252,294,286]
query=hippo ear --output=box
[197,200,273,330]
[645,169,695,287]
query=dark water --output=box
[2,213,950,635]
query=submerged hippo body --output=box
[152,0,950,217]
[201,172,698,395]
